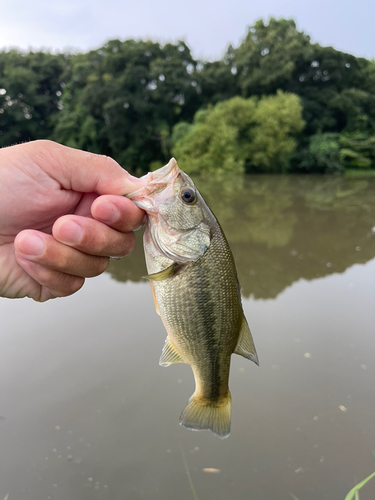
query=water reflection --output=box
[1,175,375,500]
[107,175,375,299]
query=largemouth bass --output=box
[127,158,258,438]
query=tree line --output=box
[1,18,375,174]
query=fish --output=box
[127,158,258,438]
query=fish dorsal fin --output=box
[234,317,259,365]
[143,263,178,281]
[159,337,184,367]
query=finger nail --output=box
[134,215,147,231]
[127,173,145,184]
[58,220,83,244]
[95,201,120,223]
[17,234,45,257]
[125,173,146,193]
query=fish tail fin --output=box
[179,392,231,439]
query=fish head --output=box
[127,158,212,262]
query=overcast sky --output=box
[0,0,374,61]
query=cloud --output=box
[0,0,373,61]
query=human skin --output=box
[0,140,145,301]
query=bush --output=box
[172,91,304,175]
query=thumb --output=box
[23,140,145,195]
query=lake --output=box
[1,174,375,500]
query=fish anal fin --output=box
[179,392,231,439]
[234,316,259,365]
[143,263,177,281]
[150,281,160,316]
[159,337,184,367]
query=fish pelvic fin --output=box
[159,337,184,367]
[234,316,259,366]
[179,393,231,439]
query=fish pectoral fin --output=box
[143,263,179,281]
[234,317,259,365]
[159,337,184,367]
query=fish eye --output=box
[180,187,196,205]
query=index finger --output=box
[14,140,145,195]
[91,195,146,232]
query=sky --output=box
[0,0,374,61]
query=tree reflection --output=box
[106,176,375,299]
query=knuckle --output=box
[52,274,85,297]
[117,232,136,257]
[88,256,109,277]
[97,154,120,174]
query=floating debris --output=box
[203,468,221,474]
[304,353,312,359]
[361,364,367,370]
[339,405,348,412]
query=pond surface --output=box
[1,175,375,500]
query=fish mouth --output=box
[127,158,180,199]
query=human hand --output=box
[0,140,145,301]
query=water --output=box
[1,175,375,500]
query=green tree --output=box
[340,133,375,169]
[295,133,342,173]
[231,18,375,138]
[172,91,304,175]
[54,39,200,173]
[246,91,305,172]
[0,49,68,146]
[233,18,312,96]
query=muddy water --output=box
[1,175,375,500]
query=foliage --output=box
[340,133,375,169]
[53,39,201,173]
[230,18,375,138]
[296,133,342,173]
[172,92,304,174]
[0,49,69,146]
[344,471,375,500]
[233,18,312,96]
[1,17,375,173]
[246,91,305,172]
